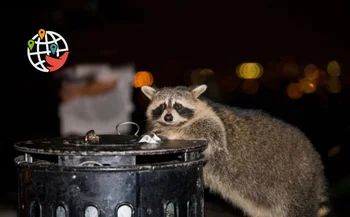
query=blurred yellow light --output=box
[287,83,303,99]
[133,71,153,88]
[236,63,263,79]
[327,61,340,77]
[200,68,214,76]
[190,68,206,85]
[236,63,244,78]
[242,79,259,95]
[327,77,341,93]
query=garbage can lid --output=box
[14,130,207,156]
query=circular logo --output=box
[27,29,69,73]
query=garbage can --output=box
[14,127,208,217]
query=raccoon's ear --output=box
[141,86,157,100]
[191,84,207,98]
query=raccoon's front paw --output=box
[156,135,169,141]
[157,131,174,140]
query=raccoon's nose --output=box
[164,114,173,122]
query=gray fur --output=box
[141,84,330,217]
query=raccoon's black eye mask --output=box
[159,103,166,109]
[152,103,166,117]
[173,103,182,110]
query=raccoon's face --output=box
[148,97,196,126]
[141,85,207,126]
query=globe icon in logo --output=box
[27,29,69,73]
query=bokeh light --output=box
[304,82,316,94]
[200,68,214,76]
[190,68,207,85]
[298,78,316,94]
[242,79,259,95]
[327,77,341,93]
[287,82,303,99]
[133,71,154,88]
[326,61,341,77]
[236,63,263,79]
[304,64,320,82]
[304,64,318,79]
[190,68,215,85]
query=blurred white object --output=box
[139,133,161,144]
[58,62,135,136]
[152,133,161,142]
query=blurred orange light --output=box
[298,78,316,94]
[305,70,319,81]
[133,71,154,88]
[304,64,318,80]
[304,82,316,94]
[298,78,308,91]
[287,83,303,99]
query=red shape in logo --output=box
[45,51,69,72]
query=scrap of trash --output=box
[138,133,161,144]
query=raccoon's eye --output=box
[174,103,182,110]
[159,103,166,109]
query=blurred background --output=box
[2,0,350,216]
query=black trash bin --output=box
[13,128,208,217]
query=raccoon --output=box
[141,84,332,217]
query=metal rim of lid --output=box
[13,122,208,156]
[13,139,208,156]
